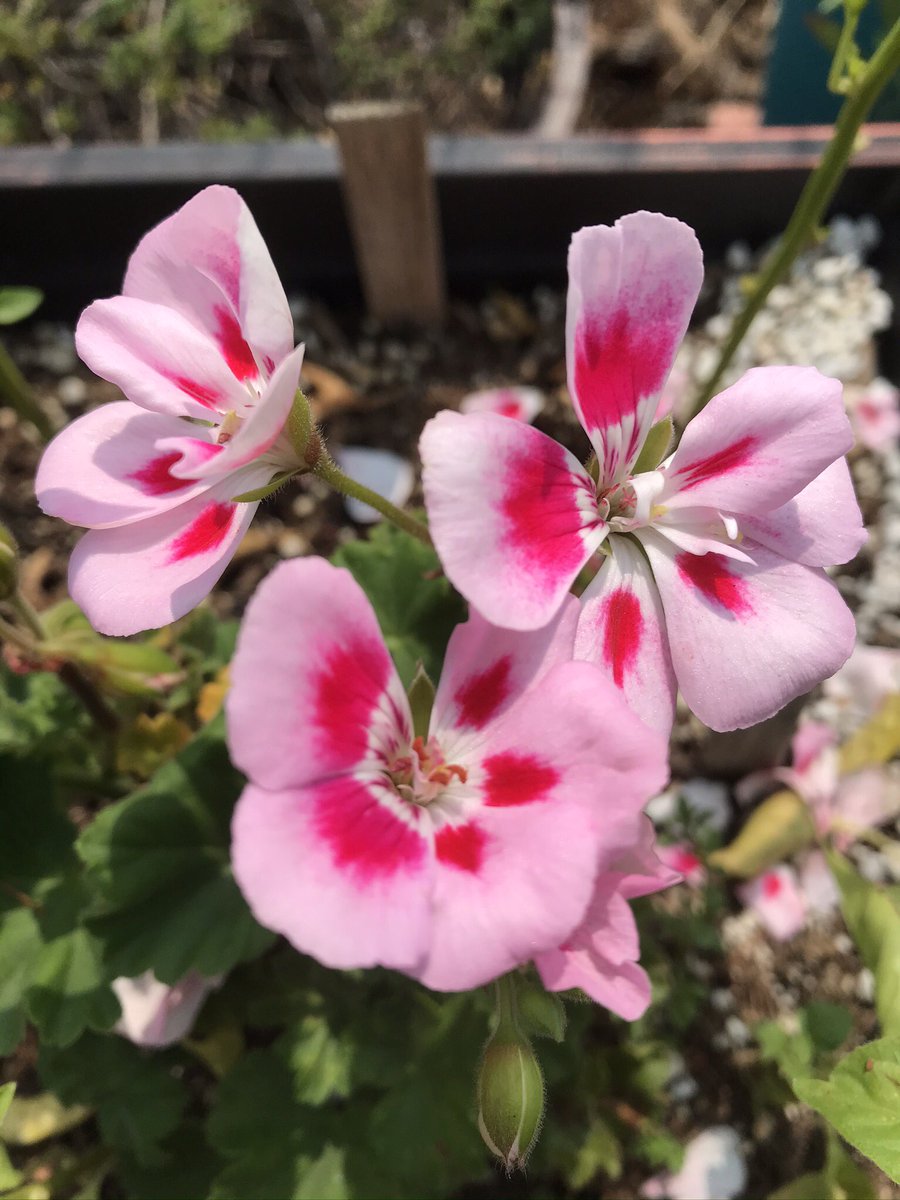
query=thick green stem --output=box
[691,14,900,415]
[493,973,521,1038]
[314,456,433,547]
[0,339,54,441]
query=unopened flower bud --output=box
[286,388,321,468]
[0,523,18,601]
[476,1028,545,1173]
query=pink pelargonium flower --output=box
[845,377,900,453]
[35,186,306,635]
[535,818,680,1019]
[420,211,865,734]
[227,557,667,993]
[739,718,896,849]
[459,386,545,424]
[655,841,706,888]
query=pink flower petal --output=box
[824,642,900,715]
[232,777,432,972]
[566,212,702,484]
[35,401,213,529]
[169,344,305,480]
[577,536,677,735]
[68,466,269,635]
[430,595,579,739]
[791,719,837,776]
[334,446,416,524]
[846,378,900,452]
[459,386,545,424]
[536,885,649,1018]
[420,410,605,630]
[76,296,248,419]
[227,557,410,793]
[656,842,706,887]
[739,865,807,941]
[734,458,866,568]
[113,971,221,1048]
[416,660,669,991]
[641,531,856,731]
[661,366,855,515]
[799,850,840,915]
[833,769,895,843]
[123,185,294,377]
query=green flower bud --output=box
[476,1030,545,1173]
[0,523,18,601]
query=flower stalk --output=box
[313,454,433,547]
[691,11,900,415]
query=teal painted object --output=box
[764,0,900,124]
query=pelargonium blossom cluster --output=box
[34,188,866,1011]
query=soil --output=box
[0,0,777,147]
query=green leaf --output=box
[757,1017,814,1080]
[0,666,88,760]
[281,1015,353,1106]
[39,1033,185,1167]
[828,851,900,1035]
[332,523,465,687]
[117,1121,222,1200]
[207,1050,351,1200]
[566,1117,623,1189]
[0,907,42,1054]
[516,982,567,1042]
[804,1002,853,1054]
[26,876,121,1047]
[793,1038,900,1183]
[0,756,76,905]
[0,287,43,325]
[633,416,673,474]
[77,716,274,983]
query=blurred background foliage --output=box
[0,0,554,146]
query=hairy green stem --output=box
[0,338,54,441]
[314,456,433,547]
[691,14,900,415]
[0,611,38,656]
[9,590,45,640]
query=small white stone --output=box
[57,375,87,406]
[857,967,876,1004]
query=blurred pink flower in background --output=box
[459,385,545,424]
[112,971,221,1048]
[845,377,900,452]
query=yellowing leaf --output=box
[116,713,192,780]
[1,1093,91,1146]
[839,694,900,775]
[197,667,230,725]
[708,789,815,878]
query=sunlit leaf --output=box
[793,1038,900,1183]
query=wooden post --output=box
[328,101,446,324]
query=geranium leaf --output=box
[77,717,274,984]
[793,1038,900,1184]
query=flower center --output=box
[596,480,637,522]
[386,735,468,806]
